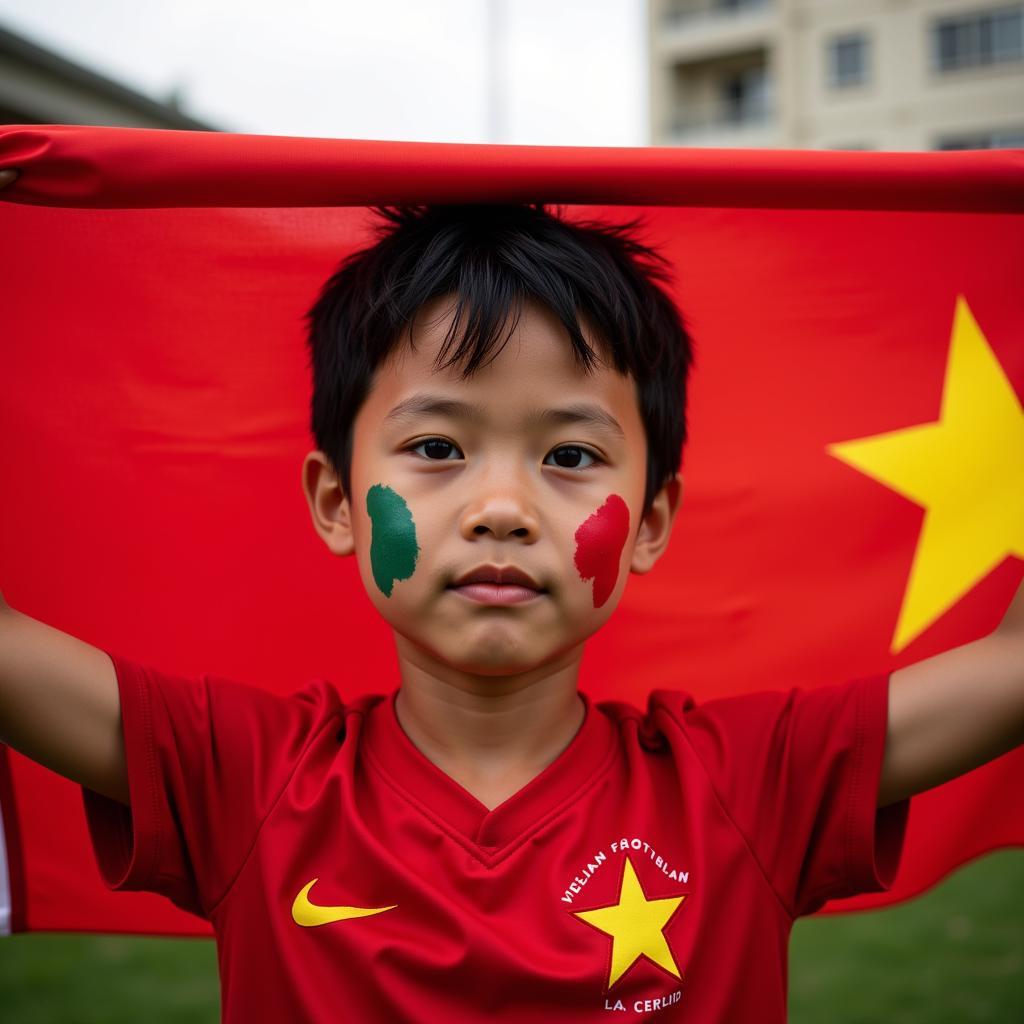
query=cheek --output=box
[573,494,630,609]
[365,484,420,597]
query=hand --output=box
[0,169,19,188]
[996,580,1024,636]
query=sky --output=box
[0,0,648,145]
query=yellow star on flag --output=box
[572,856,685,990]
[826,294,1024,653]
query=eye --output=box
[544,445,602,470]
[407,437,463,461]
[405,439,602,469]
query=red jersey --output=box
[82,654,907,1022]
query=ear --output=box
[301,450,356,557]
[630,474,683,575]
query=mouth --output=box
[447,564,547,605]
[448,582,545,605]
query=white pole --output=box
[486,0,507,143]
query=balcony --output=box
[663,55,779,147]
[658,0,777,63]
[663,0,772,19]
[664,106,780,148]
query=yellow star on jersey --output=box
[826,294,1024,653]
[572,856,685,990]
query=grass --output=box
[0,851,1021,1021]
[789,849,1024,1023]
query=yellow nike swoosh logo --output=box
[291,878,398,928]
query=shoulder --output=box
[595,686,797,737]
[108,651,387,746]
[218,673,386,745]
[595,674,888,756]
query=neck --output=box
[392,633,586,809]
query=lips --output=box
[449,564,545,591]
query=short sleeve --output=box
[80,652,345,919]
[675,674,909,917]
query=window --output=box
[827,32,870,88]
[664,0,770,23]
[718,66,770,124]
[712,0,769,11]
[932,5,1024,71]
[934,126,1024,148]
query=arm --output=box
[878,581,1024,807]
[0,168,128,802]
[0,593,128,805]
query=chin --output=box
[446,642,541,677]
[417,630,547,677]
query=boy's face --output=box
[302,295,681,687]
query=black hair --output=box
[304,203,694,518]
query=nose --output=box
[459,486,541,543]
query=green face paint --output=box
[366,484,420,597]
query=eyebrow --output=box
[383,393,626,442]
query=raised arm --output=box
[0,167,127,802]
[0,593,127,804]
[0,168,127,804]
[878,581,1024,807]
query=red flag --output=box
[0,126,1021,937]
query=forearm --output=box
[880,600,1024,808]
[0,596,128,804]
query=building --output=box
[0,22,215,130]
[648,0,1024,149]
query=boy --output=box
[0,177,1021,1021]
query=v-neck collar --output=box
[361,687,618,859]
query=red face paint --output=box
[573,494,630,609]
